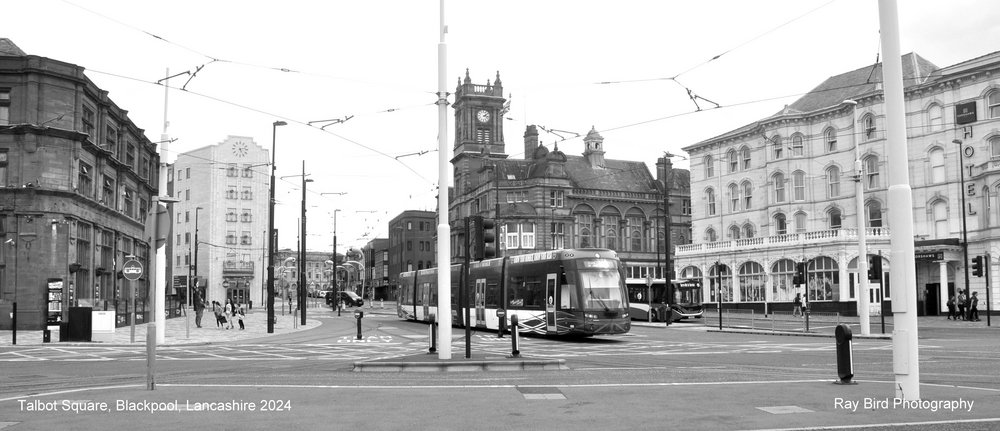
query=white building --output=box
[170,136,270,306]
[678,51,1000,318]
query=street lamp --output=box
[955,139,971,304]
[192,206,203,307]
[267,120,286,334]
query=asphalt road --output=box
[1,312,998,430]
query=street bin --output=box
[67,307,93,342]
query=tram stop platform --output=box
[353,352,568,372]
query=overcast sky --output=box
[6,0,999,251]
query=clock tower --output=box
[453,69,507,159]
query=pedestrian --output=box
[249,299,253,310]
[213,301,224,328]
[224,299,235,329]
[237,305,246,330]
[946,295,956,320]
[957,292,967,320]
[194,291,205,328]
[969,292,980,321]
[793,293,803,317]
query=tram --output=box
[397,249,631,336]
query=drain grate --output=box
[516,386,566,400]
[757,405,814,414]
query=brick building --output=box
[0,39,159,330]
[447,71,691,296]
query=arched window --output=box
[867,201,883,229]
[791,134,804,156]
[807,257,839,301]
[829,208,842,229]
[709,263,732,303]
[928,104,944,131]
[706,187,717,215]
[741,146,751,170]
[825,128,837,153]
[626,208,645,252]
[742,181,753,210]
[728,183,740,212]
[727,148,738,173]
[771,259,797,302]
[990,137,1000,160]
[574,207,595,248]
[988,90,1000,118]
[739,261,765,302]
[606,227,618,250]
[794,212,808,233]
[771,135,783,160]
[706,227,717,242]
[704,154,714,178]
[793,171,805,201]
[863,114,876,139]
[826,166,840,198]
[773,172,786,203]
[742,223,754,238]
[932,200,948,238]
[729,225,741,240]
[864,155,880,189]
[774,213,787,235]
[929,147,945,183]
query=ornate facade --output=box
[447,71,691,295]
[679,52,1000,316]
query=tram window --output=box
[578,270,624,310]
[485,282,500,308]
[508,275,544,310]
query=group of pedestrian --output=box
[947,291,981,321]
[210,299,246,330]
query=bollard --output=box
[146,322,156,391]
[428,314,437,354]
[354,310,364,340]
[834,324,856,385]
[509,314,520,358]
[11,302,16,345]
[497,309,506,338]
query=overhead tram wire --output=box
[84,67,436,185]
[59,0,435,98]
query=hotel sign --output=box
[914,251,943,261]
[955,101,977,125]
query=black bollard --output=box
[11,302,16,345]
[834,324,856,385]
[509,314,520,358]
[428,314,437,354]
[497,309,506,338]
[354,310,364,340]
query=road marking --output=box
[757,405,813,414]
[749,417,1000,431]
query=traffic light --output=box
[471,216,497,261]
[481,218,496,259]
[972,255,984,277]
[868,256,883,281]
[793,261,806,285]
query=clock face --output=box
[476,110,490,123]
[232,142,249,157]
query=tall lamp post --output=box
[192,206,203,305]
[267,120,286,333]
[955,139,971,305]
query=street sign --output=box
[222,280,230,288]
[122,259,143,281]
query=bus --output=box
[627,278,704,322]
[397,249,630,337]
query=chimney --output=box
[524,125,539,160]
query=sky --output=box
[5,0,1000,252]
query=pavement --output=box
[0,299,400,347]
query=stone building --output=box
[678,51,1000,317]
[362,237,390,300]
[447,71,691,296]
[388,210,436,299]
[168,136,270,307]
[0,39,159,330]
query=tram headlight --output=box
[585,313,598,320]
[622,312,629,319]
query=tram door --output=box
[546,273,557,332]
[421,282,430,320]
[475,278,486,327]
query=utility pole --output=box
[435,0,453,360]
[879,0,920,400]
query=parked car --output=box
[326,290,363,307]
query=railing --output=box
[677,227,891,255]
[222,261,255,272]
[703,309,853,333]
